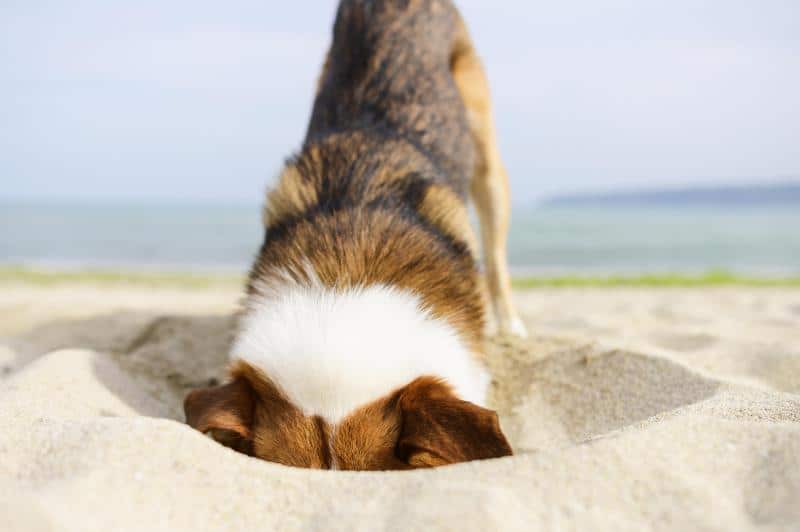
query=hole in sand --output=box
[7,312,722,455]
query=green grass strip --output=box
[0,266,243,288]
[512,270,800,288]
[1,266,798,288]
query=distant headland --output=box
[542,181,800,206]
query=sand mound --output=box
[1,285,799,531]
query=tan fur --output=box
[451,18,524,335]
[263,165,319,226]
[185,363,510,471]
[417,184,479,257]
[232,362,330,468]
[332,396,408,471]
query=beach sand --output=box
[1,282,799,531]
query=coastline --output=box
[2,265,799,288]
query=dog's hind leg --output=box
[451,23,527,338]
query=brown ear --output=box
[396,378,512,467]
[184,378,255,452]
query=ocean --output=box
[1,202,798,276]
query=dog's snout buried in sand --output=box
[184,0,526,470]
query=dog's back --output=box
[184,0,525,471]
[307,0,474,199]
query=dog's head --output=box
[184,362,511,470]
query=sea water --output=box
[1,202,798,275]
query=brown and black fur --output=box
[185,0,521,470]
[308,0,476,196]
[252,0,492,346]
[185,362,512,470]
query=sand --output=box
[1,282,799,531]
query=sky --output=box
[2,0,799,205]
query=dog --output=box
[184,0,526,470]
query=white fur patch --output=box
[230,271,489,422]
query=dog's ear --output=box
[395,378,512,467]
[184,378,255,452]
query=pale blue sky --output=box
[2,1,799,205]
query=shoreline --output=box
[2,265,799,288]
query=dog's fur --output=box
[184,0,524,470]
